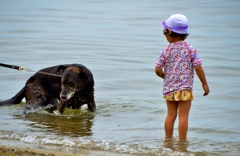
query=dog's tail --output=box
[0,87,25,106]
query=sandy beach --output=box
[0,145,70,156]
[0,146,117,156]
[0,145,132,156]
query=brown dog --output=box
[0,64,96,114]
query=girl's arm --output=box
[194,64,210,96]
[155,66,164,79]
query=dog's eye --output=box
[69,82,74,87]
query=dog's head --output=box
[57,65,91,101]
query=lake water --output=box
[0,0,240,155]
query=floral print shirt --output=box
[156,41,202,95]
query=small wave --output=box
[0,130,202,155]
[0,131,26,140]
[0,130,185,155]
[21,135,38,144]
[1,130,240,155]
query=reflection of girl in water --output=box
[164,138,189,152]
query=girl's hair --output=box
[170,31,189,40]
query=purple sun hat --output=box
[162,14,189,34]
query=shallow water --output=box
[0,0,240,155]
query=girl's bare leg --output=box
[165,101,178,138]
[178,100,191,140]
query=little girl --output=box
[155,14,209,140]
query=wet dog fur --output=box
[0,64,96,114]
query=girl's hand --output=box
[202,84,209,96]
[155,67,165,79]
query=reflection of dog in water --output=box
[24,111,94,137]
[0,64,96,114]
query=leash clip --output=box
[19,66,32,72]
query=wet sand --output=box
[0,145,67,156]
[0,145,132,156]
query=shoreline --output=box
[0,145,73,156]
[0,140,133,156]
[0,145,132,156]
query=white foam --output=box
[0,131,212,155]
[20,135,37,143]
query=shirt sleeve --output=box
[156,48,165,68]
[189,46,202,66]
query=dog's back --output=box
[0,65,62,107]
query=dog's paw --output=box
[53,110,61,115]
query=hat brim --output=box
[162,20,169,29]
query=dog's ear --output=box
[78,69,92,83]
[57,65,68,72]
